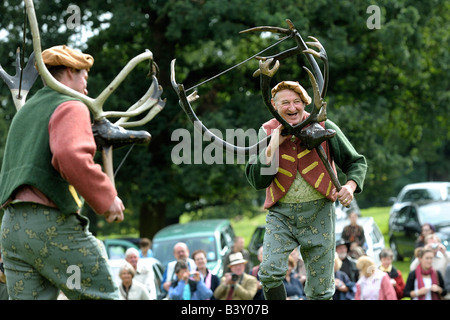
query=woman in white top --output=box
[404,247,446,300]
[118,262,151,300]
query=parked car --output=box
[103,238,138,260]
[102,238,165,299]
[390,182,450,215]
[247,224,265,266]
[248,216,384,266]
[335,198,361,220]
[336,216,385,265]
[107,256,165,299]
[389,200,450,261]
[152,219,235,277]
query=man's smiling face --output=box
[272,89,305,125]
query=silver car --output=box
[335,216,385,265]
[390,182,450,215]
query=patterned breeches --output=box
[258,199,336,300]
[0,203,119,300]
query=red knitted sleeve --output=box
[49,100,117,214]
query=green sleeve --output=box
[245,127,276,190]
[326,120,368,193]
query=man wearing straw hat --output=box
[214,252,258,300]
[0,45,124,299]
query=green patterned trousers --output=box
[0,202,119,300]
[258,199,336,300]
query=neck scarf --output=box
[204,270,212,289]
[379,265,399,279]
[415,264,439,300]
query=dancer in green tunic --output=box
[246,81,367,300]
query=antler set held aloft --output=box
[171,19,334,153]
[24,0,165,148]
[172,19,345,194]
[0,0,167,184]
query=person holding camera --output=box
[168,260,212,300]
[214,252,258,300]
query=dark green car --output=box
[152,219,235,277]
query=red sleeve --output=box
[394,271,405,299]
[48,100,117,214]
[380,274,398,300]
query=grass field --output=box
[229,206,412,282]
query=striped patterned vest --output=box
[263,116,338,209]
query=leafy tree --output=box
[0,0,448,238]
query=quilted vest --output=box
[263,115,338,209]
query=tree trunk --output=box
[139,201,167,239]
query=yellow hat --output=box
[41,45,94,70]
[271,81,311,105]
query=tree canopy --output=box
[0,0,448,238]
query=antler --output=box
[240,19,326,94]
[303,36,328,99]
[0,47,38,110]
[170,59,271,156]
[25,0,164,129]
[170,19,333,158]
[23,0,165,184]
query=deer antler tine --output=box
[239,26,291,35]
[0,47,39,110]
[303,66,322,110]
[303,66,327,122]
[306,37,328,98]
[302,48,321,59]
[304,36,327,60]
[253,58,280,78]
[95,50,154,118]
[103,100,153,119]
[110,75,159,117]
[306,36,320,44]
[123,79,159,113]
[113,76,165,126]
[286,19,296,31]
[118,99,165,128]
[187,91,200,103]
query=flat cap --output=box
[271,81,311,105]
[41,45,94,71]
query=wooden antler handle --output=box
[102,145,115,188]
